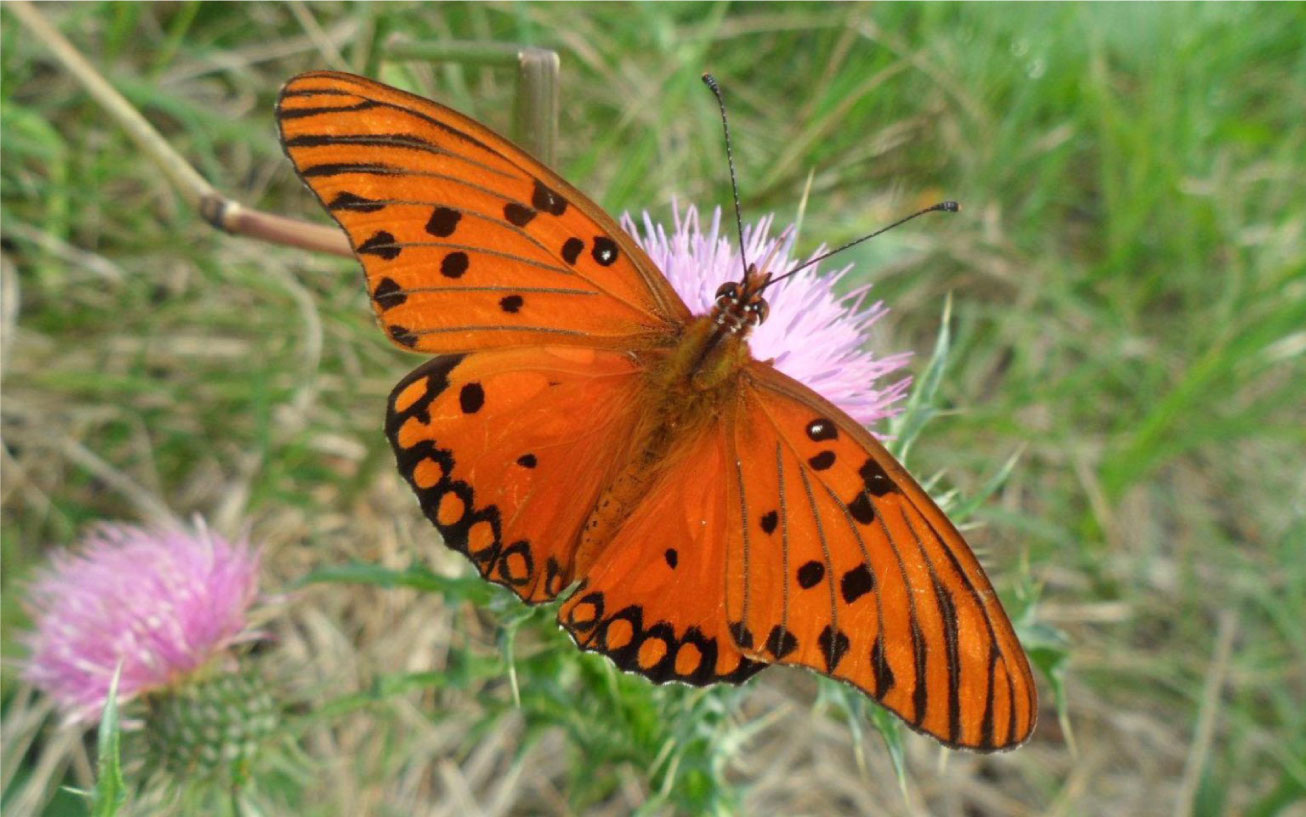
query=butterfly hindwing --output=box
[725,364,1037,751]
[558,421,768,686]
[278,71,691,354]
[386,346,645,602]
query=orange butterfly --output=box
[277,71,1036,751]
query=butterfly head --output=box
[711,264,771,336]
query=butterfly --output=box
[277,71,1036,751]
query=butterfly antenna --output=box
[702,74,750,284]
[761,201,959,292]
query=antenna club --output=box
[937,200,960,213]
[702,73,719,91]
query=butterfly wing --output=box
[277,71,691,353]
[387,346,647,603]
[725,363,1037,751]
[558,420,768,686]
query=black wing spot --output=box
[806,418,838,442]
[760,510,779,534]
[859,458,898,496]
[591,236,619,266]
[597,604,646,662]
[387,355,465,425]
[532,180,568,215]
[372,277,406,309]
[495,540,533,587]
[635,623,678,681]
[598,605,644,652]
[388,325,418,347]
[544,556,564,597]
[426,206,461,237]
[765,625,798,659]
[459,382,485,414]
[561,237,584,265]
[807,451,836,471]
[871,635,895,696]
[503,202,536,226]
[499,294,524,313]
[840,564,875,604]
[441,251,469,278]
[819,625,851,672]
[566,591,604,631]
[466,509,503,561]
[729,621,754,649]
[847,492,876,524]
[516,453,537,468]
[358,231,400,260]
[796,560,825,589]
[664,548,679,569]
[423,479,474,549]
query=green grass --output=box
[3,3,1304,815]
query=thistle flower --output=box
[623,204,911,427]
[21,521,262,724]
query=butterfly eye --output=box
[747,300,769,326]
[715,282,739,305]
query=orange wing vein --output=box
[724,363,1037,751]
[277,71,690,353]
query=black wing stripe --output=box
[899,505,963,744]
[283,79,514,168]
[980,643,999,749]
[868,496,929,726]
[902,494,1034,739]
[277,100,379,120]
[283,132,515,180]
[279,88,353,99]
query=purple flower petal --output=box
[622,203,910,427]
[21,521,261,723]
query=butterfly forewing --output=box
[277,71,690,354]
[725,364,1037,751]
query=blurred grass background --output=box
[2,2,1304,815]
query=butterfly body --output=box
[279,71,1037,751]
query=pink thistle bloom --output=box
[21,521,261,724]
[623,203,911,427]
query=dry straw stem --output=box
[8,0,350,257]
[11,1,564,261]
